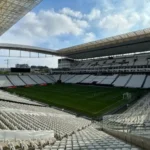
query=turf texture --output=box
[6,84,143,117]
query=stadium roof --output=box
[57,28,150,59]
[2,28,150,59]
[0,0,42,35]
[0,43,59,56]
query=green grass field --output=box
[6,84,144,117]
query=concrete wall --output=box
[103,128,150,150]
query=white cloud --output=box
[60,7,83,19]
[0,8,91,68]
[74,19,89,28]
[85,0,150,38]
[83,32,96,43]
[99,14,134,33]
[13,10,89,38]
[140,13,150,28]
[0,9,90,49]
[87,8,101,21]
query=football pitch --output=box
[6,84,144,117]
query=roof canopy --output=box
[57,28,150,59]
[2,28,150,59]
[0,0,42,35]
[0,43,59,56]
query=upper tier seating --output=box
[69,54,150,71]
[111,58,124,67]
[102,59,113,67]
[74,62,82,68]
[0,75,12,87]
[134,55,148,66]
[125,57,134,66]
[19,75,36,85]
[80,61,90,68]
[29,75,46,84]
[113,74,132,87]
[88,60,102,68]
[7,75,26,86]
[125,74,146,88]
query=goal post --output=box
[123,92,132,101]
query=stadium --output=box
[0,0,150,150]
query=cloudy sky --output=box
[0,0,150,68]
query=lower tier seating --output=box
[48,127,140,150]
[0,73,149,88]
[19,75,36,85]
[7,75,25,86]
[0,75,13,87]
[125,75,146,88]
[103,93,150,138]
[0,90,43,106]
[29,75,46,84]
[113,74,132,87]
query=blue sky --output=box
[0,0,150,67]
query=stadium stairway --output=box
[141,74,148,88]
[47,126,141,150]
[0,125,142,150]
[7,75,26,86]
[111,74,119,86]
[18,75,27,85]
[124,74,133,87]
[5,75,15,87]
[63,75,76,83]
[0,76,13,87]
[29,75,46,84]
[19,75,37,85]
[48,75,56,82]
